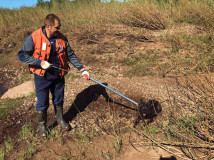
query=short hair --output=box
[44,14,60,26]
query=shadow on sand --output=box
[48,83,112,129]
[64,83,113,122]
[48,82,162,130]
[0,85,7,97]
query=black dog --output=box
[134,99,162,127]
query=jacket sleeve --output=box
[66,41,84,71]
[18,34,42,66]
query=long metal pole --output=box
[90,77,138,106]
[51,64,138,105]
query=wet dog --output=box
[134,99,162,127]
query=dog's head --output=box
[138,99,148,115]
[147,100,162,113]
[138,99,162,117]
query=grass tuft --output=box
[0,98,24,119]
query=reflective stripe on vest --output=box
[30,28,68,77]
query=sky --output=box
[0,0,50,9]
[0,0,123,9]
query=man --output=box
[18,14,90,136]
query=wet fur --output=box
[134,99,162,127]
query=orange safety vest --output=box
[29,28,69,77]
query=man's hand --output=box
[41,60,52,70]
[82,70,90,80]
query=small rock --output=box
[70,122,76,128]
[17,120,21,124]
[1,81,35,99]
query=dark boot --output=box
[55,105,71,131]
[37,110,47,136]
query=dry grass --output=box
[129,73,214,159]
[0,1,214,159]
[0,0,213,70]
[118,2,169,30]
[0,0,213,34]
[172,0,214,29]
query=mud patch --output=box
[0,85,7,96]
[0,69,20,91]
[0,104,35,144]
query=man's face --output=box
[48,19,61,37]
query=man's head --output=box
[44,14,61,38]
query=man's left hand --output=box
[82,70,90,80]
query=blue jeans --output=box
[34,74,65,112]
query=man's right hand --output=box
[41,60,52,70]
